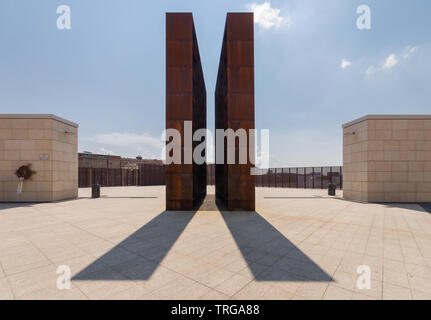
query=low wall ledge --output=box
[0,114,79,128]
[342,114,431,128]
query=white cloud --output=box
[365,66,376,76]
[365,45,419,77]
[91,132,162,149]
[88,132,164,159]
[340,59,351,69]
[247,2,289,29]
[99,147,114,155]
[403,45,418,59]
[382,54,398,69]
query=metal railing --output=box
[254,166,343,189]
[78,164,165,187]
[78,164,342,189]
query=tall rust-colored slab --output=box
[166,13,207,210]
[215,13,255,211]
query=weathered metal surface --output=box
[215,13,255,211]
[166,13,207,210]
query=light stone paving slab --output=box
[0,277,14,299]
[215,273,252,297]
[0,263,5,278]
[323,284,353,300]
[0,186,430,300]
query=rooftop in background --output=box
[342,114,431,128]
[0,114,79,128]
[78,152,163,169]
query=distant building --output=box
[78,152,121,169]
[78,152,163,169]
[121,157,164,169]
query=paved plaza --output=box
[1,186,431,300]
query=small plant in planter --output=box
[15,164,36,193]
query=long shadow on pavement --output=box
[72,210,196,280]
[220,210,333,282]
[73,195,332,282]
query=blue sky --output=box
[0,0,430,166]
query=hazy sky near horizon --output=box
[0,0,430,166]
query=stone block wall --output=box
[343,115,431,202]
[0,114,78,202]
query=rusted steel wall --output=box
[192,19,207,209]
[166,13,207,210]
[207,164,215,186]
[215,13,255,211]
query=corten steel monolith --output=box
[215,13,255,211]
[166,13,207,210]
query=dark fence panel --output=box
[78,168,90,188]
[313,167,322,189]
[322,167,330,189]
[79,165,343,189]
[78,164,166,187]
[289,168,297,188]
[254,166,343,190]
[298,168,305,188]
[305,167,313,189]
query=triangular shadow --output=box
[73,195,332,283]
[220,209,333,282]
[72,210,196,281]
